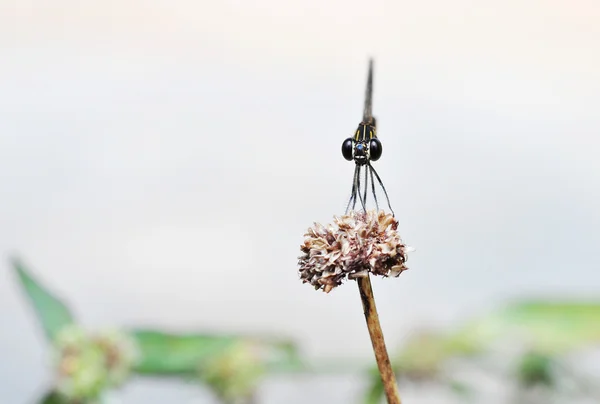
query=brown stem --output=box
[357,275,401,404]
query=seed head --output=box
[298,210,412,293]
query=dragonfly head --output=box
[341,123,383,165]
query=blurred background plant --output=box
[13,258,304,404]
[13,257,600,403]
[364,301,600,404]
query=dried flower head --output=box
[298,209,412,293]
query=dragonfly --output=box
[341,59,395,216]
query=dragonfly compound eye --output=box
[369,138,382,161]
[342,138,353,161]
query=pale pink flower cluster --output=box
[298,210,411,293]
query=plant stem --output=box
[357,275,401,404]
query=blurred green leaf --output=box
[40,391,66,404]
[39,390,99,404]
[12,258,75,341]
[131,330,238,375]
[517,351,555,388]
[456,300,600,354]
[363,367,385,404]
[131,330,303,376]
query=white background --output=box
[1,1,599,402]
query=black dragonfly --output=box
[341,59,395,216]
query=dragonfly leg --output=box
[356,165,367,213]
[368,164,380,212]
[345,164,359,214]
[370,164,395,217]
[363,162,369,210]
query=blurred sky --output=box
[1,0,600,402]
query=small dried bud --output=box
[298,210,412,293]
